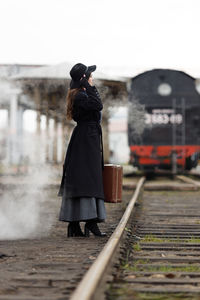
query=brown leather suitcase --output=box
[103,164,123,203]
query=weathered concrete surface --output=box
[0,183,132,300]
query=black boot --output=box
[74,222,85,237]
[67,222,74,237]
[67,222,85,237]
[84,221,107,237]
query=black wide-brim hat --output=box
[69,63,96,89]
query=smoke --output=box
[96,82,128,118]
[128,97,149,144]
[0,164,57,240]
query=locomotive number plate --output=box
[145,113,183,125]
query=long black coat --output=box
[57,83,105,200]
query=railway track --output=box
[71,175,200,300]
[1,175,200,299]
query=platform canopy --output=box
[11,61,127,82]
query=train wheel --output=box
[143,167,156,179]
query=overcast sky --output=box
[0,0,200,76]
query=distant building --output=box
[0,62,127,169]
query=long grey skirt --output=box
[59,196,106,222]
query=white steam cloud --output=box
[0,165,57,240]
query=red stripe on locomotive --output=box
[130,145,200,167]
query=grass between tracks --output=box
[107,285,200,300]
[122,262,200,273]
[141,234,200,243]
[135,294,200,300]
[120,233,200,272]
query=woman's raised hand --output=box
[80,75,91,88]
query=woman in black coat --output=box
[57,63,106,237]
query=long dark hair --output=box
[66,88,81,120]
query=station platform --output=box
[0,176,133,300]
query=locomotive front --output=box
[128,69,200,172]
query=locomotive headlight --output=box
[157,83,172,96]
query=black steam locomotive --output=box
[128,69,200,171]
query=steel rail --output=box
[70,176,145,300]
[177,175,200,188]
